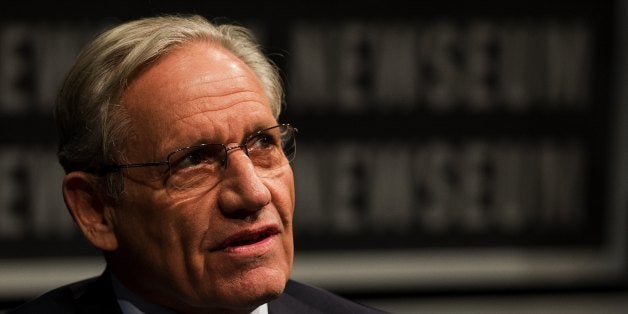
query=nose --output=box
[217,148,271,218]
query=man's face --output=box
[108,41,295,312]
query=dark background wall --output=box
[1,1,627,312]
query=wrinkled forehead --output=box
[122,41,268,112]
[118,41,274,157]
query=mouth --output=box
[213,226,280,253]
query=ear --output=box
[62,172,118,251]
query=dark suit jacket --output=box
[9,272,386,313]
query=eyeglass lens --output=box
[165,124,296,191]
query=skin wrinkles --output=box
[174,92,263,120]
[162,45,265,119]
[118,104,277,194]
[171,79,266,119]
[104,40,295,314]
[121,53,272,160]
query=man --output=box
[11,15,385,313]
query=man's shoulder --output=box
[8,274,120,314]
[269,280,388,313]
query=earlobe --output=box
[62,172,118,251]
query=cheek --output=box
[114,197,164,253]
[114,190,213,291]
[273,170,295,265]
[287,170,296,214]
[116,188,201,256]
[270,169,295,219]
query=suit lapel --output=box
[268,292,314,314]
[268,280,321,314]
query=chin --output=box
[243,267,288,299]
[212,266,289,310]
[176,276,287,313]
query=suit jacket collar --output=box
[72,270,122,314]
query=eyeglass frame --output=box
[97,124,297,178]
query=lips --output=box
[213,226,279,252]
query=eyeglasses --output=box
[103,124,297,191]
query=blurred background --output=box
[1,0,627,312]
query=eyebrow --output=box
[172,123,276,152]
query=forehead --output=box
[122,40,268,115]
[119,40,275,152]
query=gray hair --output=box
[55,14,284,200]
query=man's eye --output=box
[171,145,225,171]
[183,151,205,165]
[249,134,276,150]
